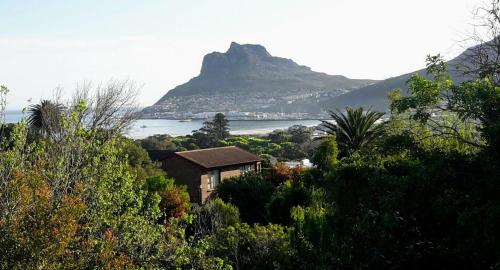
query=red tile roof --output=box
[175,146,261,168]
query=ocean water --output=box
[128,119,321,138]
[4,110,25,123]
[4,110,321,139]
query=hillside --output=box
[322,44,478,112]
[144,42,377,117]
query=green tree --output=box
[391,55,500,152]
[209,113,230,140]
[146,175,190,221]
[210,223,294,270]
[220,135,282,157]
[321,107,385,154]
[193,113,230,148]
[266,180,309,225]
[311,136,339,172]
[190,198,240,236]
[0,103,166,269]
[290,188,335,269]
[217,173,275,224]
[121,138,165,181]
[288,125,312,145]
[267,129,290,144]
[138,134,179,151]
[281,142,306,160]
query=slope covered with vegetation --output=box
[1,2,500,269]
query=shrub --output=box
[210,223,294,270]
[217,173,275,224]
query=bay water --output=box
[4,110,321,139]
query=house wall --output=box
[163,158,262,205]
[199,166,241,203]
[199,173,213,203]
[200,162,262,203]
[162,156,203,204]
[220,164,245,180]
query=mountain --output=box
[321,44,478,112]
[161,42,375,98]
[144,42,377,117]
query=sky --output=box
[0,0,482,109]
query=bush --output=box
[146,175,190,220]
[266,181,309,225]
[269,162,305,185]
[190,198,240,236]
[311,136,339,172]
[0,112,165,269]
[217,173,275,224]
[281,142,306,160]
[209,223,294,270]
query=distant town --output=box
[141,90,348,120]
[141,109,331,121]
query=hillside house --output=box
[155,146,262,204]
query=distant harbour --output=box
[4,110,322,139]
[128,119,322,139]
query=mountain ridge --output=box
[146,42,377,116]
[321,44,479,112]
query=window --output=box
[240,164,255,174]
[207,170,219,190]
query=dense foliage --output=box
[2,6,500,266]
[3,54,500,268]
[217,173,275,224]
[138,123,315,162]
[211,54,500,269]
[0,101,229,269]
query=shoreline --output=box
[138,118,329,121]
[127,126,319,139]
[127,119,324,139]
[127,130,276,139]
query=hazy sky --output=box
[0,0,481,109]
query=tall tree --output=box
[193,113,230,148]
[321,107,385,154]
[205,113,230,140]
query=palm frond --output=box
[27,100,65,138]
[320,107,385,153]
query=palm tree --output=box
[321,107,385,153]
[27,100,65,138]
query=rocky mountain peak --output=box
[150,42,377,112]
[200,42,274,75]
[227,42,271,58]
